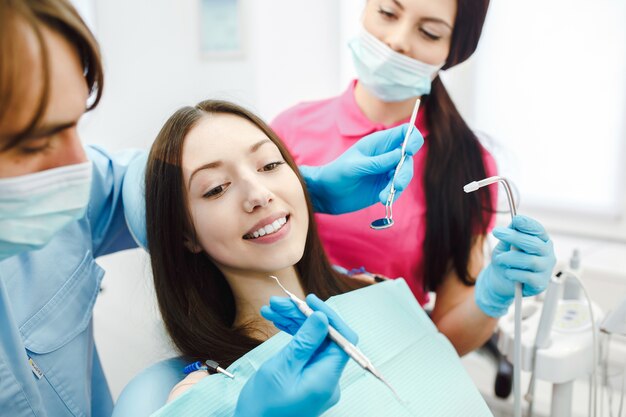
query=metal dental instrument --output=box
[463,176,523,417]
[268,275,404,403]
[370,98,421,230]
[183,360,235,379]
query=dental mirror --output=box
[370,217,394,230]
[370,98,421,231]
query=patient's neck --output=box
[223,266,305,340]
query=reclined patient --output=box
[113,100,492,417]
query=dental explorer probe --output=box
[268,275,404,403]
[464,176,522,417]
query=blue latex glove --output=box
[475,215,557,317]
[122,152,148,249]
[235,300,358,417]
[260,294,355,338]
[301,124,424,214]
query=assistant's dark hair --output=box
[145,100,360,367]
[421,0,494,291]
[0,0,103,150]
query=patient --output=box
[144,100,364,401]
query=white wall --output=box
[80,0,342,153]
[456,0,626,242]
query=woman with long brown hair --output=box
[143,99,366,405]
[0,1,423,415]
[271,0,556,355]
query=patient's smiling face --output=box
[182,113,309,275]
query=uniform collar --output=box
[336,80,427,138]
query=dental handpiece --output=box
[268,276,403,402]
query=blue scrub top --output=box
[0,146,142,417]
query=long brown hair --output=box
[421,0,494,291]
[0,0,103,150]
[146,100,359,367]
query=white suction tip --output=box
[463,182,480,193]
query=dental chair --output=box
[111,357,186,417]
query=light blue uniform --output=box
[0,146,142,417]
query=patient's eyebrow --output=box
[189,161,223,186]
[250,138,271,153]
[188,138,272,186]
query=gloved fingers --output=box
[260,305,302,335]
[378,155,415,204]
[306,294,358,344]
[361,148,403,176]
[268,296,308,321]
[510,215,551,242]
[265,294,358,344]
[122,152,149,250]
[491,238,511,257]
[358,124,424,157]
[391,124,424,156]
[492,251,554,273]
[502,269,550,296]
[492,227,554,257]
[282,311,330,372]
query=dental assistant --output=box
[272,0,557,355]
[0,1,422,417]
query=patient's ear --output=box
[184,236,203,254]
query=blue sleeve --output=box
[86,145,146,258]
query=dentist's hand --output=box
[300,124,424,214]
[475,215,557,317]
[235,305,357,417]
[261,294,355,339]
[122,152,148,249]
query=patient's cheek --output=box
[167,370,208,403]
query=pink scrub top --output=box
[271,80,497,305]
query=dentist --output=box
[0,1,422,416]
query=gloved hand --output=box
[475,215,557,317]
[235,300,358,417]
[260,294,355,338]
[300,124,424,214]
[122,152,149,249]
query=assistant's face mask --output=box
[0,161,93,261]
[349,27,444,102]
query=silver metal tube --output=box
[463,175,521,417]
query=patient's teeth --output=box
[247,216,289,239]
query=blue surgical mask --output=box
[349,27,444,102]
[0,161,93,261]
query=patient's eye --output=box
[203,183,229,198]
[260,161,285,172]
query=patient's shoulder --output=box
[167,370,208,403]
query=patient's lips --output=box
[243,213,291,244]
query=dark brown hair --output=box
[0,0,103,149]
[145,100,360,367]
[422,0,494,290]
